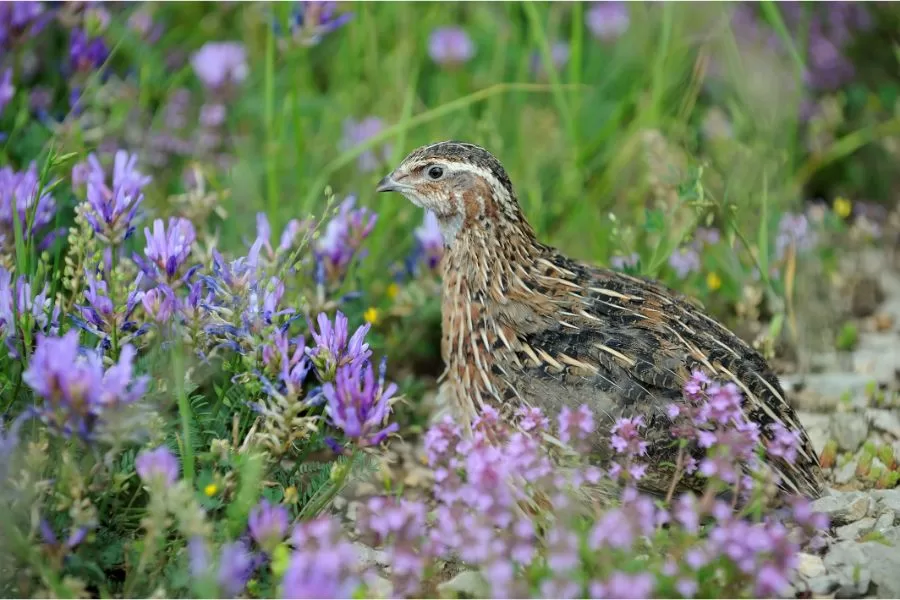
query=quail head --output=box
[376,140,825,500]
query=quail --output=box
[376,141,825,500]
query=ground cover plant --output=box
[1,1,899,598]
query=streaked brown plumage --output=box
[376,140,825,500]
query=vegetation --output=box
[0,2,896,597]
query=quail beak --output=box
[375,172,402,193]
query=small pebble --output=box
[872,489,900,524]
[872,510,894,534]
[835,517,874,541]
[437,570,490,598]
[813,491,874,524]
[797,552,827,579]
[824,541,872,597]
[831,414,870,453]
[834,460,858,485]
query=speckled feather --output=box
[381,141,825,500]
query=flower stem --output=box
[297,449,357,520]
[173,345,194,483]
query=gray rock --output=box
[831,414,870,452]
[824,541,872,597]
[799,411,834,455]
[834,459,858,485]
[852,332,900,386]
[353,542,389,569]
[873,511,895,534]
[872,489,900,524]
[835,517,875,541]
[813,491,875,524]
[857,529,900,597]
[365,574,392,598]
[866,409,900,438]
[783,373,875,409]
[806,574,840,597]
[797,552,827,578]
[437,570,490,598]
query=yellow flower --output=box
[706,272,722,291]
[387,282,400,300]
[364,307,379,325]
[833,196,852,219]
[283,486,299,505]
[271,544,290,578]
[203,483,218,497]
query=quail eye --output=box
[427,166,444,180]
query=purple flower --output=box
[199,103,226,128]
[775,212,815,259]
[39,520,90,552]
[82,150,151,244]
[700,382,743,425]
[23,331,148,438]
[142,217,196,282]
[676,578,698,598]
[765,422,800,463]
[254,213,310,259]
[587,2,630,42]
[0,2,47,50]
[248,499,289,553]
[516,406,550,433]
[307,310,371,375]
[128,8,162,42]
[191,41,248,90]
[75,273,145,344]
[283,517,362,599]
[262,330,310,395]
[314,196,377,284]
[0,268,60,353]
[668,247,701,278]
[322,359,399,447]
[531,41,571,78]
[558,404,595,445]
[703,517,797,596]
[187,536,210,578]
[610,415,649,457]
[142,285,176,324]
[340,117,391,173]
[356,497,430,595]
[0,68,13,116]
[178,279,209,325]
[596,572,655,599]
[695,227,721,246]
[545,527,580,571]
[0,162,58,250]
[672,493,700,533]
[209,241,262,298]
[414,211,444,270]
[428,27,475,66]
[136,446,180,488]
[610,252,639,271]
[288,1,354,47]
[69,28,109,72]
[217,541,253,596]
[683,369,710,400]
[240,276,293,337]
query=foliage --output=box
[1,1,897,598]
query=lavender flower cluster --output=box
[0,138,393,453]
[145,373,829,599]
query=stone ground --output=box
[786,248,900,599]
[336,246,900,598]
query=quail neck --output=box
[376,140,825,501]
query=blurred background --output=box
[3,1,899,400]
